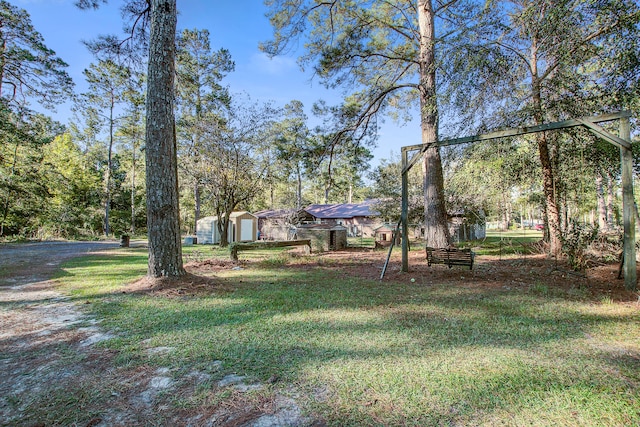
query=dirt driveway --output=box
[0,241,122,286]
[0,241,128,426]
[0,242,310,427]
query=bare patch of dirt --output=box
[174,247,639,303]
[124,272,232,297]
[275,249,640,303]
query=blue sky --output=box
[16,0,420,166]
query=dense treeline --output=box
[0,2,373,239]
[1,0,639,249]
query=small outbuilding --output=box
[254,209,296,241]
[196,216,217,244]
[374,224,401,247]
[295,224,347,252]
[448,209,486,243]
[196,211,258,244]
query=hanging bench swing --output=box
[425,246,474,269]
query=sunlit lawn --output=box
[458,229,544,256]
[54,243,639,426]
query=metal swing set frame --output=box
[399,111,637,291]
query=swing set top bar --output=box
[401,111,632,175]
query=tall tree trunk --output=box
[0,31,5,98]
[596,172,608,231]
[0,140,19,236]
[145,0,185,277]
[269,181,274,209]
[193,70,203,235]
[105,100,114,237]
[131,143,136,234]
[530,36,562,255]
[296,163,302,209]
[418,0,450,247]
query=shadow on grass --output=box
[39,249,640,426]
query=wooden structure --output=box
[296,224,348,252]
[374,224,399,246]
[401,112,636,290]
[230,239,311,261]
[426,247,474,270]
[254,209,296,241]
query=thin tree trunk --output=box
[0,31,5,98]
[269,181,274,210]
[595,172,608,231]
[131,142,136,234]
[145,0,185,277]
[105,100,114,237]
[418,0,450,247]
[194,183,201,234]
[193,67,203,235]
[296,163,302,209]
[0,140,19,236]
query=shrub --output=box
[562,221,598,271]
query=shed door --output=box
[240,219,254,241]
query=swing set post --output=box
[620,117,636,290]
[401,149,409,272]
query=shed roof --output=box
[229,211,257,219]
[254,209,296,219]
[302,200,380,219]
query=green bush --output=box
[561,221,598,271]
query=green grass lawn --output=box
[458,229,544,256]
[53,245,639,426]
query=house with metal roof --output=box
[296,200,383,237]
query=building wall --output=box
[297,227,347,252]
[258,217,294,241]
[196,217,216,244]
[231,212,257,242]
[306,217,382,237]
[197,213,257,244]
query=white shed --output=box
[196,216,217,244]
[196,212,257,244]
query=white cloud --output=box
[249,52,297,76]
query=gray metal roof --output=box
[254,209,296,219]
[302,200,380,219]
